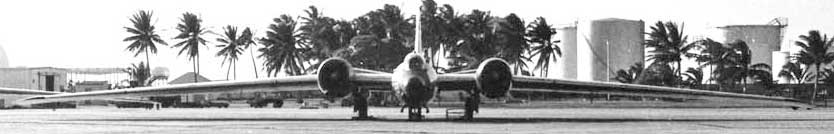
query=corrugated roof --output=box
[168,72,211,84]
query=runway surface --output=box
[1,106,834,134]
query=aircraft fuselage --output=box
[391,53,437,112]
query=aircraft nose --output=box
[403,77,428,101]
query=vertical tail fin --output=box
[414,5,422,54]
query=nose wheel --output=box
[403,105,429,121]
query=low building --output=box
[0,67,68,92]
[74,81,110,105]
[168,72,213,103]
[0,67,126,107]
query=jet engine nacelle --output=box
[317,58,354,98]
[475,58,513,98]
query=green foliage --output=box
[792,30,834,104]
[778,62,812,84]
[216,26,247,80]
[613,62,644,84]
[527,17,560,77]
[124,10,167,57]
[172,12,210,82]
[123,10,167,73]
[258,15,306,76]
[645,21,695,87]
[122,62,167,87]
[173,12,209,60]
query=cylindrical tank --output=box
[0,44,8,68]
[589,18,645,82]
[718,25,783,82]
[556,26,577,79]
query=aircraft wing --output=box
[437,74,811,108]
[17,73,393,105]
[0,87,62,95]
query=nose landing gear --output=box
[402,105,429,121]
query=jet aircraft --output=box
[5,6,811,121]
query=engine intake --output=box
[475,58,513,98]
[317,58,354,98]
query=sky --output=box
[1,0,833,81]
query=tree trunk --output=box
[145,48,151,86]
[192,57,198,83]
[226,58,232,80]
[233,60,237,80]
[250,47,259,78]
[812,64,820,106]
[677,61,681,88]
[743,66,748,93]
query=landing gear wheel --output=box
[407,107,424,121]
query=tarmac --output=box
[1,105,834,134]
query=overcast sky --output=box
[1,0,833,81]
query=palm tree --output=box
[420,0,443,64]
[496,13,531,76]
[437,4,466,72]
[299,6,347,72]
[527,17,561,77]
[698,39,771,92]
[644,21,693,87]
[793,30,834,105]
[239,28,259,78]
[173,12,210,82]
[216,25,245,80]
[123,10,167,75]
[348,5,413,72]
[122,62,167,87]
[450,10,495,70]
[259,15,306,76]
[694,38,739,90]
[613,62,644,83]
[682,67,704,89]
[778,62,812,97]
[123,62,150,87]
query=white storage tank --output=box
[718,25,784,81]
[0,44,8,68]
[589,18,645,82]
[556,26,577,79]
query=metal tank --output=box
[718,25,784,81]
[555,26,577,79]
[589,18,645,82]
[0,44,8,68]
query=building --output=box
[74,81,110,105]
[588,18,645,82]
[168,72,213,103]
[0,67,127,107]
[0,67,69,92]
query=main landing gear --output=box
[463,93,480,120]
[352,88,373,120]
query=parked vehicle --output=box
[112,101,154,109]
[202,101,229,108]
[247,98,283,108]
[171,101,229,108]
[31,102,76,109]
